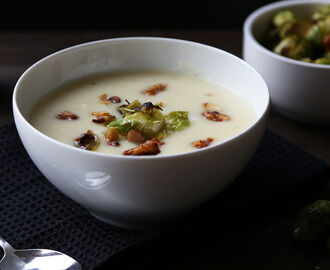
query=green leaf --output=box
[118,100,142,116]
[165,111,190,131]
[107,118,133,135]
[110,100,190,140]
[108,111,165,139]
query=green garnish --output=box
[165,111,190,131]
[108,99,190,140]
[108,111,165,140]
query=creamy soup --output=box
[29,70,257,155]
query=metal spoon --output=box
[0,235,81,270]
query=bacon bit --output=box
[202,102,231,121]
[323,35,330,52]
[98,94,121,105]
[202,111,231,121]
[203,102,222,113]
[75,130,99,150]
[92,111,116,125]
[92,117,106,124]
[56,110,78,120]
[106,127,120,146]
[142,83,167,95]
[109,96,121,103]
[127,129,145,144]
[98,94,110,105]
[205,93,213,96]
[122,138,163,155]
[192,137,214,149]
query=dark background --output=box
[2,0,278,30]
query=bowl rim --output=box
[13,36,270,160]
[243,0,330,69]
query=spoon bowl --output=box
[0,236,81,270]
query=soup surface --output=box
[29,70,257,155]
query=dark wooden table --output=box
[1,29,330,270]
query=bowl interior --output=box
[14,38,269,129]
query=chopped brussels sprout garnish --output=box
[110,111,165,140]
[165,111,190,131]
[108,100,190,140]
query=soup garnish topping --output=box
[56,110,79,120]
[75,130,99,150]
[91,111,116,125]
[105,127,120,146]
[192,137,214,149]
[98,94,121,105]
[142,83,167,95]
[122,138,164,156]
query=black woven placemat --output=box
[0,124,329,269]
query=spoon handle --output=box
[0,236,14,251]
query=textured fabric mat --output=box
[0,124,329,269]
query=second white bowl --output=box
[243,0,330,124]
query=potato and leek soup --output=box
[29,70,256,156]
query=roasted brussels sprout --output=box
[312,5,330,22]
[108,100,190,140]
[273,35,311,59]
[264,5,330,65]
[165,111,190,131]
[306,17,330,46]
[108,111,165,139]
[273,10,296,28]
[292,200,330,243]
[314,56,330,64]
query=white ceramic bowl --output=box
[13,37,270,229]
[243,0,330,124]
